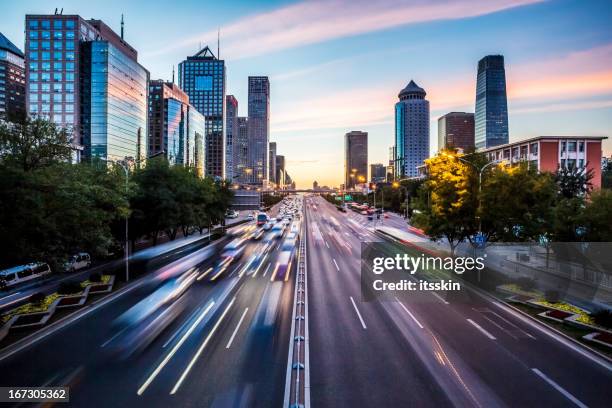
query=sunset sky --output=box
[4,0,612,188]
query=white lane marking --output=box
[162,306,203,348]
[531,368,588,408]
[395,297,424,329]
[349,296,367,329]
[226,307,249,349]
[432,291,449,305]
[325,240,330,249]
[262,263,272,277]
[137,301,215,395]
[100,328,126,348]
[170,297,236,394]
[467,318,496,340]
[332,259,339,271]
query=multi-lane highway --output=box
[304,195,612,408]
[0,194,611,407]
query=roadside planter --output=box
[583,332,612,349]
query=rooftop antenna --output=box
[217,27,220,59]
[54,8,58,15]
[198,41,202,51]
[60,8,63,15]
[120,14,124,40]
[172,65,175,84]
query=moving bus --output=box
[0,263,52,289]
[256,213,269,226]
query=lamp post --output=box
[392,181,409,220]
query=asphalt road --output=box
[305,195,612,408]
[0,210,297,407]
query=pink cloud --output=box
[146,0,545,59]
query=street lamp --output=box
[392,181,410,219]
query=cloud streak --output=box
[146,0,545,59]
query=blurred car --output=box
[251,228,265,240]
[226,210,239,219]
[262,221,274,231]
[246,214,255,221]
[64,252,91,272]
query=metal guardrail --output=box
[283,200,310,408]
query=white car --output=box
[64,252,91,272]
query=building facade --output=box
[247,76,270,185]
[225,95,238,181]
[344,131,368,189]
[25,15,148,163]
[395,80,429,179]
[482,136,607,189]
[269,141,277,185]
[438,112,474,152]
[370,163,386,183]
[178,46,225,178]
[276,154,286,188]
[234,116,249,184]
[148,80,204,170]
[475,55,509,149]
[0,32,25,122]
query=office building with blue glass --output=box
[394,80,429,179]
[25,14,149,163]
[475,55,509,149]
[178,46,226,179]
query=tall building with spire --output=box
[0,32,25,122]
[475,55,509,149]
[178,46,226,178]
[394,80,429,178]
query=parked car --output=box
[64,252,91,272]
[0,263,52,289]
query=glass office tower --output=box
[80,41,148,162]
[188,107,205,177]
[178,46,225,179]
[247,76,270,185]
[475,55,509,149]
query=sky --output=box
[3,0,612,188]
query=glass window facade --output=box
[475,55,509,149]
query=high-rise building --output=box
[387,146,396,182]
[313,180,319,190]
[235,116,249,184]
[25,15,149,163]
[475,55,509,149]
[0,32,25,122]
[247,76,270,185]
[178,46,226,178]
[269,141,277,185]
[394,80,429,178]
[148,80,204,170]
[276,154,285,187]
[344,131,368,189]
[370,163,386,183]
[438,112,475,152]
[225,95,238,180]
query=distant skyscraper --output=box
[269,141,277,185]
[344,131,368,189]
[235,117,249,184]
[438,112,475,152]
[276,154,285,187]
[370,163,386,183]
[148,80,204,170]
[247,76,270,185]
[178,46,226,178]
[0,32,25,122]
[395,80,429,178]
[475,55,509,149]
[226,95,238,180]
[26,15,149,163]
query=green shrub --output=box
[89,273,102,283]
[544,290,560,303]
[592,309,612,329]
[29,292,46,304]
[57,281,82,295]
[515,277,536,291]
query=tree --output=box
[580,189,612,242]
[555,164,593,199]
[412,153,478,256]
[480,164,556,242]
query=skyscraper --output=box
[275,154,286,188]
[148,80,204,169]
[225,95,238,181]
[178,46,226,178]
[235,116,249,184]
[394,80,429,179]
[247,76,270,185]
[475,55,509,149]
[26,15,149,163]
[438,112,475,152]
[370,163,386,183]
[0,32,25,122]
[344,131,368,189]
[269,141,277,185]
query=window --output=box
[41,41,50,50]
[53,114,62,123]
[65,94,74,102]
[41,73,50,82]
[53,72,62,81]
[41,93,50,102]
[195,75,213,91]
[29,62,38,71]
[29,83,38,92]
[66,31,75,39]
[65,83,74,93]
[66,62,74,71]
[53,20,62,29]
[53,31,63,39]
[42,62,51,71]
[29,52,38,61]
[41,20,50,29]
[65,114,74,123]
[578,159,585,168]
[41,31,50,39]
[65,20,75,29]
[29,20,39,29]
[29,31,38,39]
[561,141,566,153]
[41,104,50,112]
[54,42,63,50]
[29,103,38,112]
[53,52,62,60]
[65,104,74,113]
[65,73,74,81]
[30,94,38,102]
[568,141,577,152]
[53,94,62,103]
[29,41,39,50]
[29,73,38,81]
[53,83,62,93]
[578,142,584,152]
[66,41,74,51]
[65,52,75,60]
[53,62,62,70]
[42,52,50,60]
